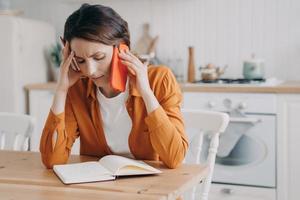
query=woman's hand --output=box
[51,41,83,115]
[56,41,83,93]
[119,50,159,113]
[119,50,152,96]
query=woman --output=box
[40,3,188,169]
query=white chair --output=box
[0,112,36,151]
[182,109,229,200]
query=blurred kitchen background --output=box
[4,0,300,80]
[1,1,300,199]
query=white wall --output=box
[11,0,300,81]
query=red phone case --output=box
[110,44,129,92]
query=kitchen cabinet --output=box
[277,94,300,200]
[26,88,80,155]
[0,16,55,113]
[182,91,277,199]
[182,85,300,200]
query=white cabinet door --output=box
[207,183,276,200]
[277,94,300,200]
[28,90,80,155]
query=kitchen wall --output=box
[10,0,300,81]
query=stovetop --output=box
[194,78,266,84]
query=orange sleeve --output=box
[39,95,79,169]
[145,69,188,169]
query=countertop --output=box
[180,81,300,93]
[24,82,57,91]
[24,81,300,94]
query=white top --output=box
[97,83,133,158]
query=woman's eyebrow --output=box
[74,51,105,59]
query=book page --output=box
[98,155,162,176]
[53,161,115,184]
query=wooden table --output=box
[0,151,209,200]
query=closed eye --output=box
[77,60,85,64]
[75,57,85,64]
[75,56,105,64]
[94,56,105,61]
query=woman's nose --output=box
[85,62,97,77]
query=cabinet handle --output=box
[221,188,234,195]
[207,101,216,108]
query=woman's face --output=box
[70,38,114,87]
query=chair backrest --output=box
[182,109,229,200]
[0,112,36,151]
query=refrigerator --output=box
[0,15,55,113]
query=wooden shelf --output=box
[0,9,23,16]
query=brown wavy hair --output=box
[63,3,130,48]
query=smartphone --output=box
[110,44,129,92]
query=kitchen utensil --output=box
[199,63,228,81]
[243,54,265,79]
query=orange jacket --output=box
[40,66,188,169]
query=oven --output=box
[183,92,276,188]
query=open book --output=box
[53,155,162,184]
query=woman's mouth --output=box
[91,75,104,81]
